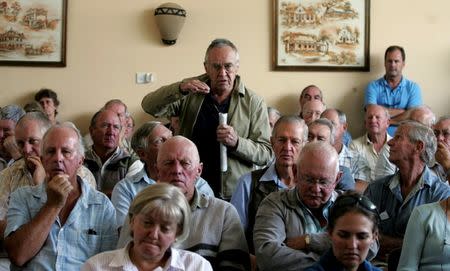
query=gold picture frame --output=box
[0,0,67,67]
[273,0,370,71]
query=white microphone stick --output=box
[219,113,228,172]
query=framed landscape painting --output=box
[0,0,67,67]
[273,0,370,71]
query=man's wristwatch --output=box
[304,234,311,249]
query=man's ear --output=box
[197,162,203,177]
[334,171,343,186]
[342,122,348,131]
[415,140,425,154]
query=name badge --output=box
[379,211,389,220]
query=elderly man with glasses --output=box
[253,142,377,270]
[141,38,272,200]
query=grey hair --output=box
[323,108,347,125]
[272,115,308,142]
[298,141,339,176]
[204,38,240,63]
[42,122,85,156]
[130,121,163,152]
[365,104,390,119]
[400,120,437,165]
[437,115,450,123]
[103,99,130,117]
[0,105,25,123]
[309,118,336,145]
[128,183,191,243]
[89,109,122,130]
[267,107,281,118]
[17,111,52,137]
[409,105,436,127]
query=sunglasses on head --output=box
[333,194,379,215]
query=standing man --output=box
[4,123,118,270]
[365,45,422,136]
[231,115,307,253]
[350,105,391,190]
[142,38,272,199]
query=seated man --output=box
[434,116,450,184]
[0,105,25,171]
[267,106,281,130]
[321,108,370,185]
[364,121,450,266]
[302,100,326,125]
[253,142,342,270]
[298,85,323,119]
[111,121,213,226]
[350,104,391,190]
[307,118,354,191]
[118,136,250,270]
[231,115,307,254]
[4,123,118,270]
[84,109,142,196]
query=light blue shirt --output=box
[5,177,118,271]
[364,76,422,110]
[230,162,288,230]
[364,76,422,135]
[111,168,215,226]
[398,201,450,271]
[364,167,450,237]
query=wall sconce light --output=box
[154,2,186,45]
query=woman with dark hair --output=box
[306,191,381,271]
[82,183,212,270]
[34,88,60,125]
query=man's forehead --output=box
[435,119,450,130]
[0,119,15,129]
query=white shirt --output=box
[82,242,213,271]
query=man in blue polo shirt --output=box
[364,45,422,136]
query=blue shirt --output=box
[305,249,382,271]
[111,168,215,226]
[364,166,450,237]
[230,161,289,230]
[5,177,118,271]
[364,76,422,109]
[364,76,422,136]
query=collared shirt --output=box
[350,133,392,182]
[230,161,289,230]
[364,76,422,136]
[84,146,143,193]
[339,144,370,181]
[253,188,338,270]
[0,159,96,220]
[111,168,214,226]
[364,76,422,109]
[82,242,213,271]
[364,167,450,237]
[5,177,118,271]
[117,188,250,270]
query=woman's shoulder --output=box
[170,248,213,271]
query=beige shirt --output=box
[349,133,392,182]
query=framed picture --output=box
[0,0,67,67]
[273,0,370,71]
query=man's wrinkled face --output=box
[204,46,239,94]
[322,110,345,143]
[271,122,305,167]
[42,127,83,180]
[302,101,325,125]
[0,119,15,156]
[15,119,43,159]
[90,110,121,151]
[143,125,173,166]
[308,123,332,144]
[157,139,202,201]
[387,125,416,165]
[297,151,338,209]
[365,106,389,135]
[300,86,322,109]
[433,119,450,149]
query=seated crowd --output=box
[0,40,449,271]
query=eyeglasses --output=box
[208,62,236,72]
[301,175,334,189]
[333,194,378,215]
